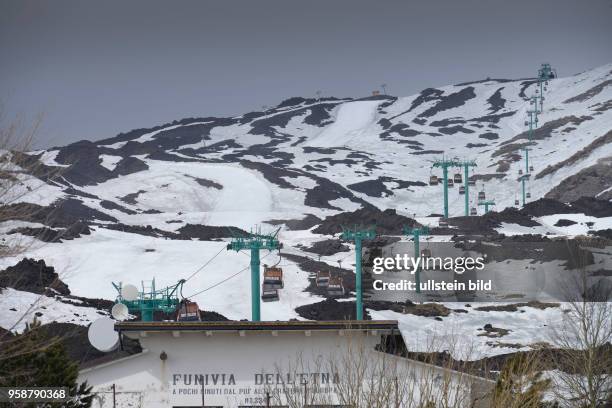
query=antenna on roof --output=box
[87,317,119,352]
[111,303,129,321]
[121,284,139,301]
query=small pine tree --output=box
[0,319,93,407]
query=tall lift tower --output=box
[478,200,496,214]
[432,158,477,218]
[537,63,555,110]
[403,226,429,294]
[227,227,282,322]
[341,227,376,320]
[519,109,539,205]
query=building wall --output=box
[80,330,489,407]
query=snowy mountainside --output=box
[28,63,612,218]
[1,63,611,358]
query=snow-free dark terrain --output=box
[1,63,611,359]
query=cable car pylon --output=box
[432,157,477,218]
[340,226,376,320]
[478,199,496,214]
[403,226,429,294]
[520,107,538,206]
[227,226,282,322]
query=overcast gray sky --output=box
[1,0,611,148]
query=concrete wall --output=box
[80,330,491,407]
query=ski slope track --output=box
[1,64,611,358]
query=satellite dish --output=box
[121,284,139,301]
[88,317,119,352]
[111,303,129,321]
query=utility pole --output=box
[340,227,376,320]
[227,227,282,321]
[403,226,429,294]
[478,200,495,214]
[432,158,476,218]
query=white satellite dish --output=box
[111,303,129,321]
[121,284,139,301]
[88,317,119,352]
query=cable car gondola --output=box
[327,277,345,297]
[429,175,439,186]
[176,300,202,322]
[447,178,454,188]
[478,191,486,200]
[468,179,476,186]
[263,266,283,290]
[459,186,465,195]
[316,271,330,288]
[470,207,477,216]
[262,288,279,302]
[453,173,462,184]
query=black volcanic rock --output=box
[522,198,577,217]
[589,229,612,240]
[100,200,138,215]
[176,224,248,240]
[300,239,350,256]
[0,199,117,227]
[570,197,612,218]
[554,219,577,227]
[347,179,392,197]
[0,258,70,295]
[479,132,499,140]
[266,214,322,231]
[295,299,370,321]
[112,156,149,176]
[8,221,90,243]
[312,208,417,235]
[418,87,476,118]
[54,140,114,185]
[487,87,506,113]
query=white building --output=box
[79,320,492,407]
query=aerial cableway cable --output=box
[185,252,273,298]
[183,245,226,282]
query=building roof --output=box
[115,319,399,333]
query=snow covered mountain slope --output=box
[16,63,611,218]
[1,63,611,358]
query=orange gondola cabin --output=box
[176,299,201,322]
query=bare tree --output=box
[0,111,78,376]
[549,241,612,408]
[267,329,494,408]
